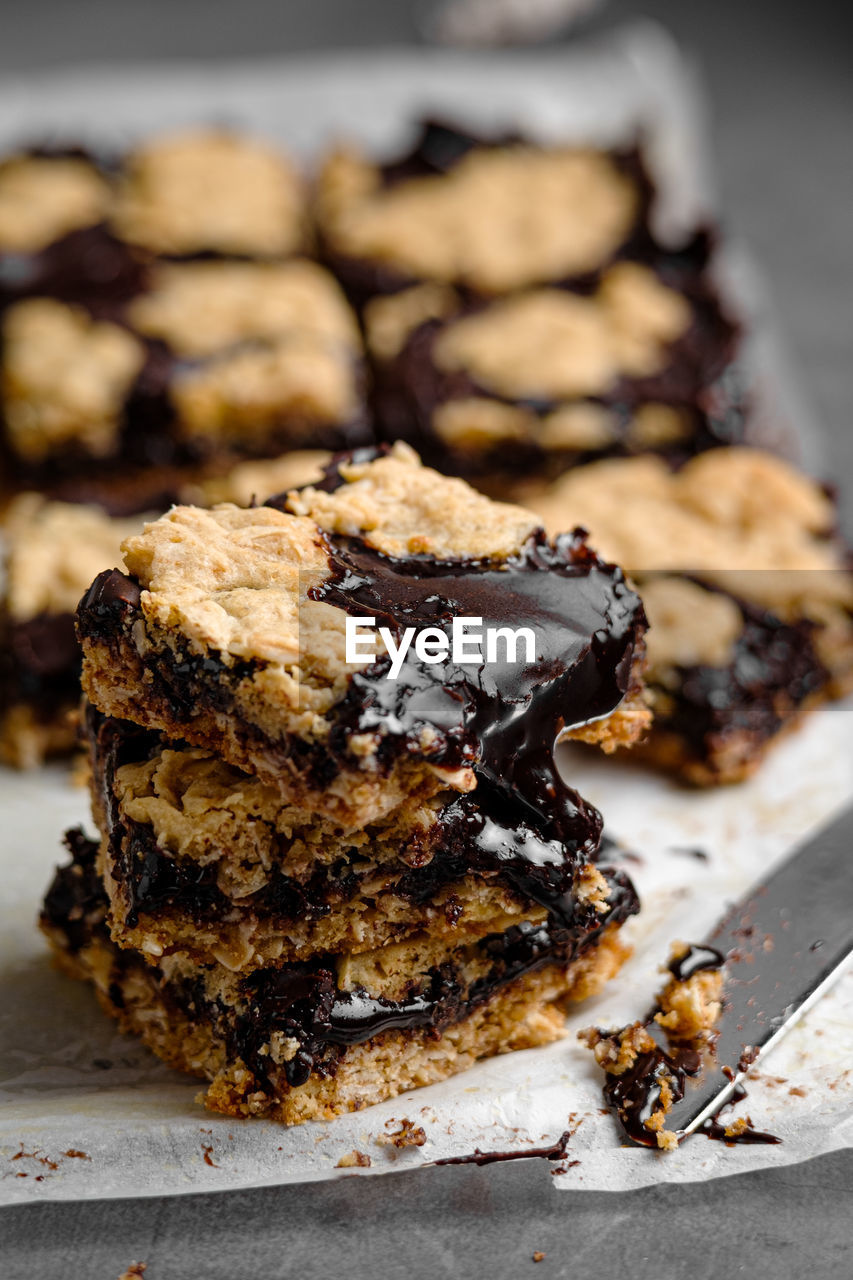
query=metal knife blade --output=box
[660,803,853,1141]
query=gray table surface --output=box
[2,2,852,1275]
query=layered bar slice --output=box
[41,829,638,1125]
[0,495,141,767]
[87,706,618,972]
[78,443,651,827]
[528,449,853,783]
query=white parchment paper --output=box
[1,708,851,1204]
[0,23,849,1203]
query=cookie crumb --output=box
[533,1252,546,1263]
[336,1150,372,1168]
[377,1119,428,1149]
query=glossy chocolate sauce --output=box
[597,946,726,1147]
[667,944,725,983]
[42,831,637,1089]
[435,1129,571,1167]
[293,506,643,914]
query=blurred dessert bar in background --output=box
[317,119,746,487]
[0,495,141,767]
[528,448,853,784]
[0,131,369,513]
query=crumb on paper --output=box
[117,1266,147,1280]
[533,1252,546,1263]
[201,1144,219,1168]
[336,1150,372,1168]
[377,1119,428,1149]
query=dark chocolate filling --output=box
[0,609,80,723]
[649,592,829,772]
[42,830,638,1089]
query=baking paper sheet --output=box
[1,709,851,1204]
[0,22,849,1202]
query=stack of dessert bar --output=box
[528,448,853,783]
[0,130,370,514]
[41,445,651,1123]
[316,120,746,489]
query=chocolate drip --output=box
[435,1129,571,1167]
[602,1025,703,1148]
[668,944,725,983]
[698,1084,780,1145]
[299,526,642,910]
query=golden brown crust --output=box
[179,450,331,508]
[0,155,111,253]
[2,493,142,620]
[127,259,359,360]
[111,129,306,258]
[432,267,690,401]
[1,300,146,462]
[316,144,639,292]
[528,449,851,622]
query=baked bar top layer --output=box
[316,120,647,294]
[1,259,366,467]
[78,443,648,824]
[529,448,853,624]
[110,129,306,258]
[180,450,331,508]
[0,154,111,254]
[430,266,691,401]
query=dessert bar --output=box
[88,705,620,971]
[528,449,853,783]
[0,494,141,767]
[0,129,306,313]
[78,443,651,826]
[42,829,638,1125]
[42,444,649,1122]
[367,256,743,487]
[0,453,330,769]
[1,259,370,505]
[315,119,659,304]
